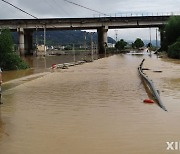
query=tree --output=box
[0,28,29,70]
[164,16,180,48]
[162,16,180,59]
[115,39,127,50]
[133,38,144,49]
[0,28,14,55]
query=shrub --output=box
[0,28,29,70]
[2,54,29,70]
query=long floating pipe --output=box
[138,59,167,112]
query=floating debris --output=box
[143,99,155,104]
[50,60,87,70]
[142,68,150,70]
[153,70,163,73]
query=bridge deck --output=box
[0,16,171,30]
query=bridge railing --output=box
[93,12,180,18]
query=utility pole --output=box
[90,32,95,61]
[35,27,38,56]
[115,30,118,42]
[44,25,46,56]
[156,28,158,48]
[73,44,75,63]
[90,33,93,61]
[84,31,87,51]
[149,28,152,45]
[36,27,38,47]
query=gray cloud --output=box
[0,0,179,18]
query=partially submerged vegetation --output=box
[115,39,127,51]
[0,28,29,71]
[168,41,180,59]
[132,38,144,49]
[162,16,180,59]
[114,38,147,53]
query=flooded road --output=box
[0,53,180,154]
[2,54,98,83]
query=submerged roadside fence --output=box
[138,59,167,112]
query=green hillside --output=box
[13,30,116,46]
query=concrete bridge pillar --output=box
[18,28,25,56]
[24,29,33,55]
[97,26,108,54]
[17,28,33,55]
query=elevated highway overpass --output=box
[0,15,173,55]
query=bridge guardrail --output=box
[93,12,180,18]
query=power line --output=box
[64,0,110,17]
[51,0,73,17]
[1,0,38,19]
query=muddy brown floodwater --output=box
[0,53,179,154]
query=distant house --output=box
[54,45,65,50]
[46,46,54,50]
[36,45,46,56]
[107,43,115,48]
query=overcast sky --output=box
[0,0,180,41]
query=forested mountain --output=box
[12,30,116,46]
